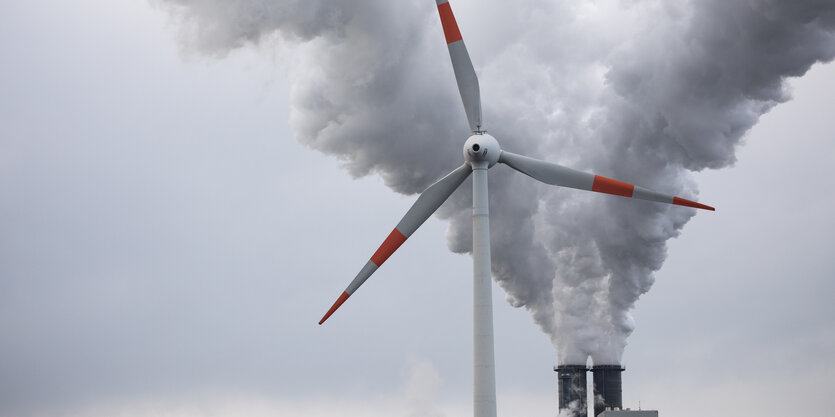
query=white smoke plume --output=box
[556,399,584,417]
[154,0,835,365]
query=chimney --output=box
[555,365,589,417]
[591,365,624,417]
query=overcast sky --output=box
[1,1,834,417]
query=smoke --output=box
[557,399,585,417]
[154,0,835,365]
[545,0,835,364]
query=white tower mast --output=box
[472,160,497,417]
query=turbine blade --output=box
[499,151,715,211]
[319,164,473,325]
[436,0,482,132]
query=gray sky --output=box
[1,1,834,417]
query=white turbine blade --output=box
[499,151,715,210]
[436,0,482,132]
[319,163,473,324]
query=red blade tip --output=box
[319,291,350,325]
[673,197,715,211]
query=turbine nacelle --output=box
[464,133,501,168]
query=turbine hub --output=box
[464,133,501,168]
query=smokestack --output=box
[591,365,624,417]
[555,365,588,417]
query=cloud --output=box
[18,360,457,417]
[404,360,446,417]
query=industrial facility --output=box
[555,364,657,417]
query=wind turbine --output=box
[318,1,715,416]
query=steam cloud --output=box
[156,0,835,365]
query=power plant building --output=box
[555,364,630,417]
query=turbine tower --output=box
[318,2,714,416]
